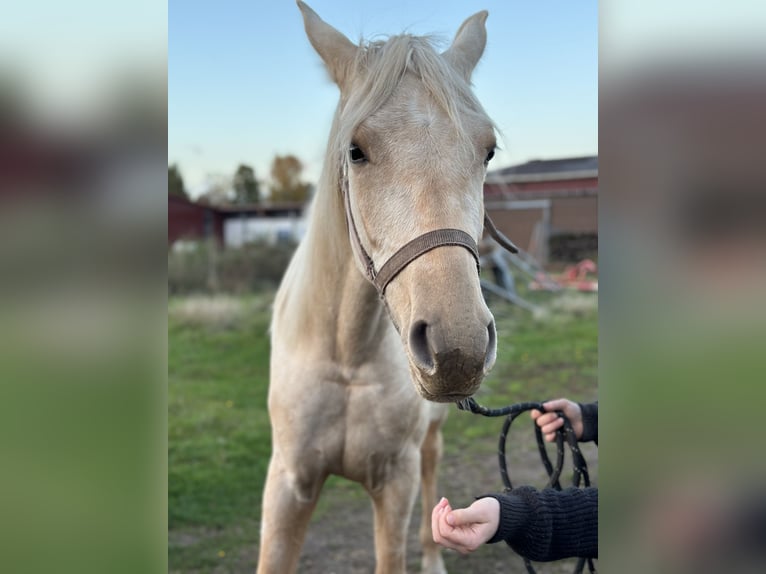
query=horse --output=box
[258,3,506,572]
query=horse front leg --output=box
[419,418,447,574]
[256,450,325,574]
[368,449,421,574]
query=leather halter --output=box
[341,161,519,298]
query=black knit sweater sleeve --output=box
[481,486,598,561]
[578,401,598,444]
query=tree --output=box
[269,155,312,202]
[168,164,188,199]
[233,163,261,204]
[197,173,233,206]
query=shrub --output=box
[168,240,296,295]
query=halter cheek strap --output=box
[341,163,519,298]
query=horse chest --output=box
[282,373,429,480]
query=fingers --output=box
[535,412,562,429]
[434,496,449,512]
[431,498,450,541]
[533,398,587,441]
[540,415,564,436]
[543,398,584,439]
[432,498,467,553]
[431,497,487,555]
[431,497,448,545]
[531,411,563,441]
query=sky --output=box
[169,0,598,196]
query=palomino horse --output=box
[259,3,510,572]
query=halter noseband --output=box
[341,162,519,298]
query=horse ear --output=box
[443,10,488,81]
[297,1,357,89]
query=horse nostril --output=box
[409,320,434,371]
[484,320,497,372]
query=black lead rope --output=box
[456,397,596,574]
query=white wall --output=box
[224,216,306,247]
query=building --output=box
[168,195,306,248]
[483,156,598,263]
[168,194,225,246]
[216,202,306,247]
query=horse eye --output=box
[485,148,495,164]
[349,144,367,164]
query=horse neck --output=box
[276,164,391,365]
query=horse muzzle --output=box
[406,316,497,402]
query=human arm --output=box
[432,487,598,561]
[483,486,598,561]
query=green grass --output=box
[168,295,274,571]
[168,291,597,572]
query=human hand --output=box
[431,496,500,554]
[531,398,583,442]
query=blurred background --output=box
[600,2,766,573]
[0,2,166,574]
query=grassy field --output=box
[168,290,598,573]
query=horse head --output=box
[299,1,499,403]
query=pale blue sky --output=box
[169,0,598,196]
